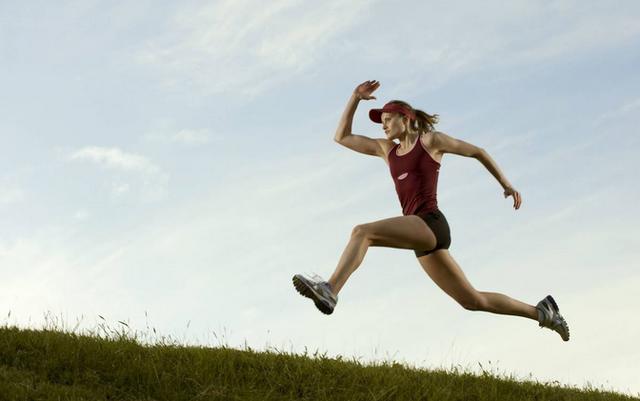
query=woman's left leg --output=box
[418,249,538,320]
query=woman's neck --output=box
[399,132,420,150]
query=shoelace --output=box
[309,273,324,282]
[307,273,337,301]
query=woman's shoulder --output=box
[420,130,439,148]
[427,130,484,158]
[376,138,397,152]
[419,131,445,164]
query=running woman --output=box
[293,80,569,341]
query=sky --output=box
[1,0,639,396]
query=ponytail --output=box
[413,109,439,133]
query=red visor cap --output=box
[369,102,416,124]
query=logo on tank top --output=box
[397,172,408,180]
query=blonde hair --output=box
[387,100,439,133]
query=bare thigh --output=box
[417,249,482,307]
[356,215,437,251]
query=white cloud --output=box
[137,0,371,97]
[594,97,640,126]
[512,14,640,65]
[145,129,214,146]
[365,2,640,94]
[133,1,640,100]
[69,147,160,175]
[68,147,168,201]
[172,129,211,145]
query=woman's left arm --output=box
[433,131,522,210]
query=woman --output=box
[293,80,569,341]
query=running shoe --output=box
[292,273,338,315]
[536,295,570,341]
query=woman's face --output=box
[381,112,408,140]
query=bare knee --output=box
[351,224,369,239]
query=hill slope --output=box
[0,325,636,401]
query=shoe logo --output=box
[397,172,408,180]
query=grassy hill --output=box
[0,323,636,401]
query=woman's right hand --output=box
[353,80,380,100]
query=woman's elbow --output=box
[473,147,487,159]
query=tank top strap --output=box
[386,142,399,160]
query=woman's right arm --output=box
[333,92,361,143]
[334,81,389,158]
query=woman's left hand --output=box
[504,187,522,210]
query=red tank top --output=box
[387,134,441,215]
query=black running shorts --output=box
[413,209,451,257]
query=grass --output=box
[0,313,637,401]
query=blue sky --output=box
[1,0,639,395]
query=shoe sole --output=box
[292,275,334,315]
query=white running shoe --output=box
[536,295,570,341]
[292,273,338,315]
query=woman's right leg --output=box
[328,215,437,295]
[418,249,538,320]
